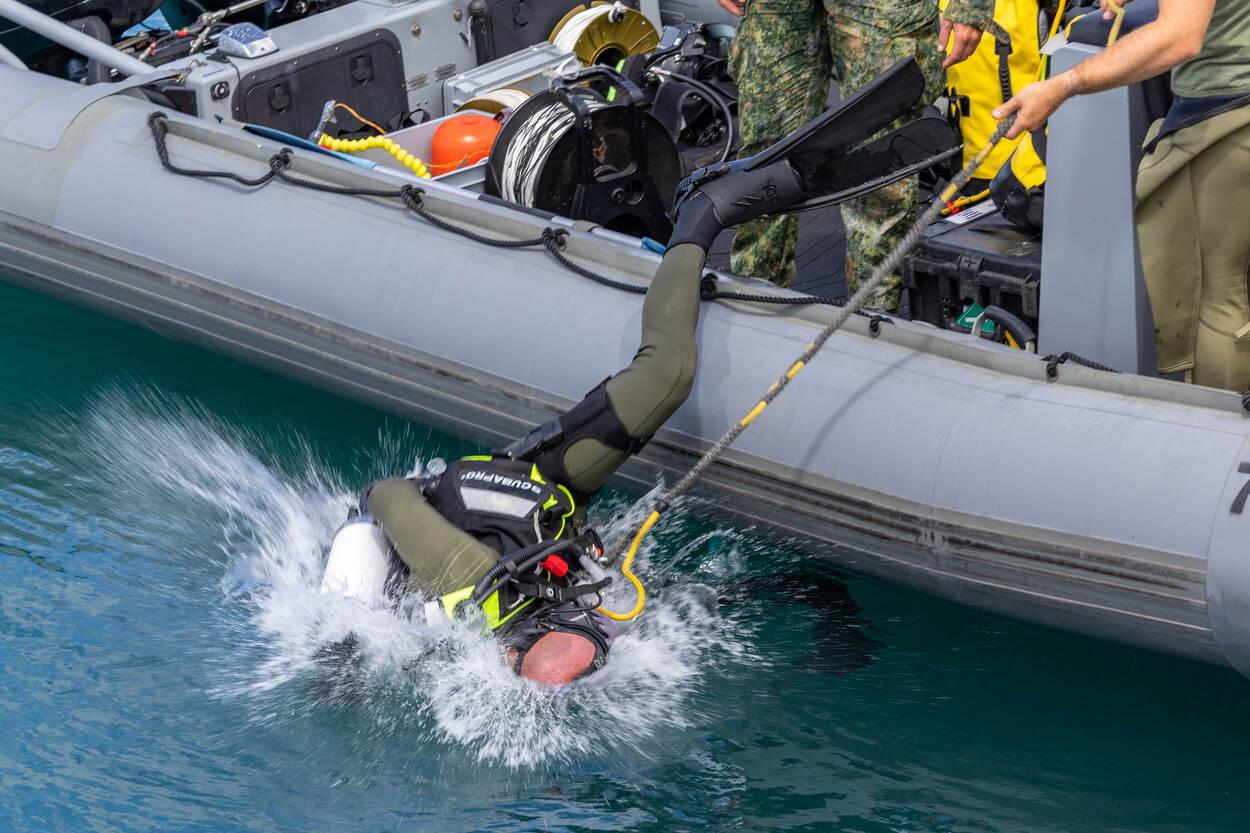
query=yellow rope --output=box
[1105,0,1125,46]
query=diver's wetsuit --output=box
[362,243,706,666]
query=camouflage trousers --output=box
[728,0,945,309]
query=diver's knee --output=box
[645,347,695,408]
[362,477,418,519]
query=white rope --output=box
[460,86,531,114]
[498,97,607,206]
[550,3,629,55]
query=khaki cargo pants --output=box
[1136,104,1250,391]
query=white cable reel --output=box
[548,1,659,67]
[456,86,532,115]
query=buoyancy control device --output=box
[989,129,1047,232]
[423,456,578,556]
[939,0,1046,191]
[414,455,610,632]
[435,530,610,632]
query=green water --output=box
[2,277,1249,832]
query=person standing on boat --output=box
[714,0,993,308]
[994,0,1250,391]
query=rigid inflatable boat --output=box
[3,0,1250,678]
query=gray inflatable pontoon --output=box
[3,0,1250,677]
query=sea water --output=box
[1,278,1249,832]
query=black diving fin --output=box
[740,57,929,176]
[801,116,962,207]
[668,58,961,250]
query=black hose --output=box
[982,304,1037,349]
[469,539,581,606]
[648,67,736,164]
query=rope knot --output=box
[269,149,292,173]
[699,274,718,301]
[867,315,890,336]
[1043,352,1063,380]
[399,185,425,211]
[542,227,569,251]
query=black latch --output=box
[350,53,375,84]
[512,0,529,26]
[267,83,290,113]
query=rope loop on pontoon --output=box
[148,112,283,189]
[1043,351,1120,380]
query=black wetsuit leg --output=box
[367,242,707,596]
[533,242,706,495]
[365,477,500,597]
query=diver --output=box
[331,59,957,686]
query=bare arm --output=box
[993,0,1215,138]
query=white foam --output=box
[79,385,764,768]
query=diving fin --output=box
[802,116,961,207]
[741,58,927,176]
[668,58,960,251]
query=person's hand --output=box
[992,76,1074,139]
[718,0,745,16]
[938,17,984,68]
[1099,0,1133,19]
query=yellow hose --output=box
[598,510,657,620]
[319,132,432,179]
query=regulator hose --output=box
[469,539,577,606]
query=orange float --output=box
[430,114,502,174]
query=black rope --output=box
[148,112,286,188]
[543,229,649,295]
[1042,351,1120,379]
[707,288,843,306]
[271,166,407,200]
[145,111,889,312]
[400,187,549,249]
[1239,390,1250,412]
[145,109,1113,385]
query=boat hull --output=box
[4,70,1250,676]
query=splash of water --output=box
[79,385,763,768]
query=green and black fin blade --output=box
[668,59,954,249]
[741,58,927,176]
[796,116,962,210]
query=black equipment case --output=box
[902,206,1042,339]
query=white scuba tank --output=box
[319,517,392,607]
